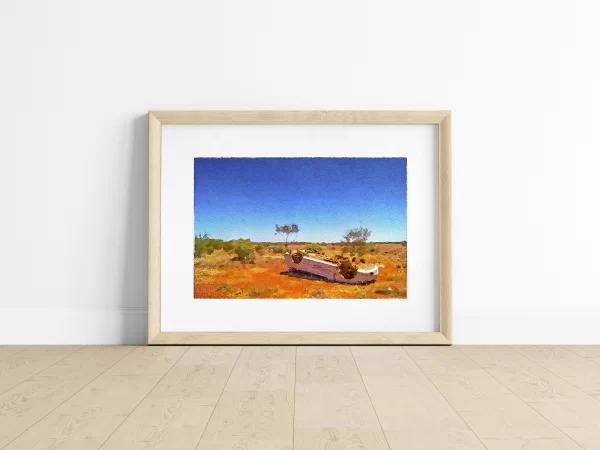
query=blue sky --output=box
[194,158,407,243]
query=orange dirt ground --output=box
[194,243,407,299]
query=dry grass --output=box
[194,243,407,299]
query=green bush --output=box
[194,233,214,257]
[305,243,322,253]
[222,241,234,252]
[231,239,253,259]
[254,244,265,255]
[205,246,214,255]
[209,239,223,250]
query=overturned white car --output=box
[284,251,378,284]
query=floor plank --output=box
[3,346,188,450]
[514,346,600,399]
[562,346,600,365]
[0,346,29,362]
[0,346,83,395]
[405,346,581,450]
[197,346,295,450]
[0,346,135,449]
[294,346,389,450]
[1,345,599,450]
[100,346,241,450]
[352,346,485,450]
[459,345,600,449]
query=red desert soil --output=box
[194,243,407,299]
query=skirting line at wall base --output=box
[0,307,148,345]
[1,306,599,345]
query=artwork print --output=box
[194,157,407,299]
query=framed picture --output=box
[148,111,451,345]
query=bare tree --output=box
[275,224,300,247]
[343,227,372,253]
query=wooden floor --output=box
[0,346,599,449]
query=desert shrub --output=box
[396,264,402,268]
[254,244,265,255]
[369,245,380,254]
[205,245,214,255]
[216,283,232,292]
[341,246,350,253]
[352,240,367,255]
[241,255,256,264]
[222,241,234,252]
[305,243,322,253]
[247,287,278,297]
[310,288,325,298]
[231,239,253,259]
[360,258,366,263]
[194,240,204,257]
[271,245,285,254]
[375,285,404,297]
[209,239,223,250]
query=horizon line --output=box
[194,236,407,244]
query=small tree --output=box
[343,227,372,254]
[194,232,209,257]
[275,224,300,247]
[231,239,253,259]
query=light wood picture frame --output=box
[148,111,452,345]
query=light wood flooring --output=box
[0,345,599,449]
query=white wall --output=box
[1,0,598,344]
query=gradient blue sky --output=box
[194,158,407,243]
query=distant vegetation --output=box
[194,233,224,257]
[195,227,405,261]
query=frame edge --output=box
[439,112,452,343]
[148,331,451,345]
[148,110,451,125]
[148,110,452,345]
[148,112,162,344]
